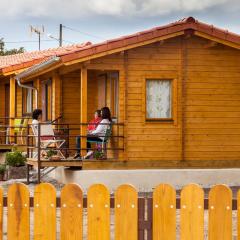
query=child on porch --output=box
[74,109,102,159]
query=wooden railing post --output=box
[9,76,16,143]
[80,67,87,157]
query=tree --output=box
[0,38,25,56]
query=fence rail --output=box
[0,183,238,239]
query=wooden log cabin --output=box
[1,16,240,169]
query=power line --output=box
[4,39,55,44]
[62,39,75,44]
[63,25,105,40]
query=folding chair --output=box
[31,124,66,159]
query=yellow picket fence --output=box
[0,183,237,239]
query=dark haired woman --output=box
[74,107,112,159]
[32,109,42,135]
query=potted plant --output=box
[93,150,106,160]
[5,150,27,179]
[47,149,60,161]
[0,164,6,181]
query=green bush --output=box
[0,164,6,174]
[5,150,26,167]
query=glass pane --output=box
[146,79,171,119]
[26,89,32,113]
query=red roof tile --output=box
[1,17,240,75]
[0,42,92,74]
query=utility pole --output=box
[59,24,63,47]
[30,25,44,50]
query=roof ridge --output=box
[0,41,92,59]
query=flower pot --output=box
[7,165,27,179]
[49,155,61,161]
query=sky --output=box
[0,0,240,52]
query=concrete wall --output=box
[49,167,240,192]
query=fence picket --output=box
[115,184,138,240]
[153,184,176,240]
[61,183,83,240]
[34,183,56,240]
[0,186,2,240]
[209,184,232,240]
[180,184,204,240]
[88,184,110,240]
[7,183,30,240]
[237,189,240,240]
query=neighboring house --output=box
[1,17,240,168]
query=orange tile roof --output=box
[1,17,240,75]
[0,42,92,74]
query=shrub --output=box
[5,150,26,167]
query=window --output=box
[106,72,119,119]
[146,79,172,120]
[98,72,119,120]
[22,83,33,115]
[42,79,52,121]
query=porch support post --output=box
[9,76,16,143]
[80,67,87,156]
[52,71,61,120]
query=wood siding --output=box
[185,36,240,161]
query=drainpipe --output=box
[15,56,61,108]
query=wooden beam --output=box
[203,40,218,48]
[80,67,88,156]
[20,63,63,81]
[2,68,29,76]
[180,38,188,161]
[195,31,240,50]
[9,76,16,143]
[123,51,129,161]
[184,29,194,39]
[58,63,82,75]
[52,72,62,120]
[82,159,240,169]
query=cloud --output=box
[0,0,238,19]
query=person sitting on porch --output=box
[74,107,112,159]
[87,109,102,132]
[32,109,43,135]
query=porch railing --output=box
[0,118,124,161]
[27,122,124,159]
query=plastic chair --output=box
[87,124,112,154]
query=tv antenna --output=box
[30,25,45,50]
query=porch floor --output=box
[27,158,83,167]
